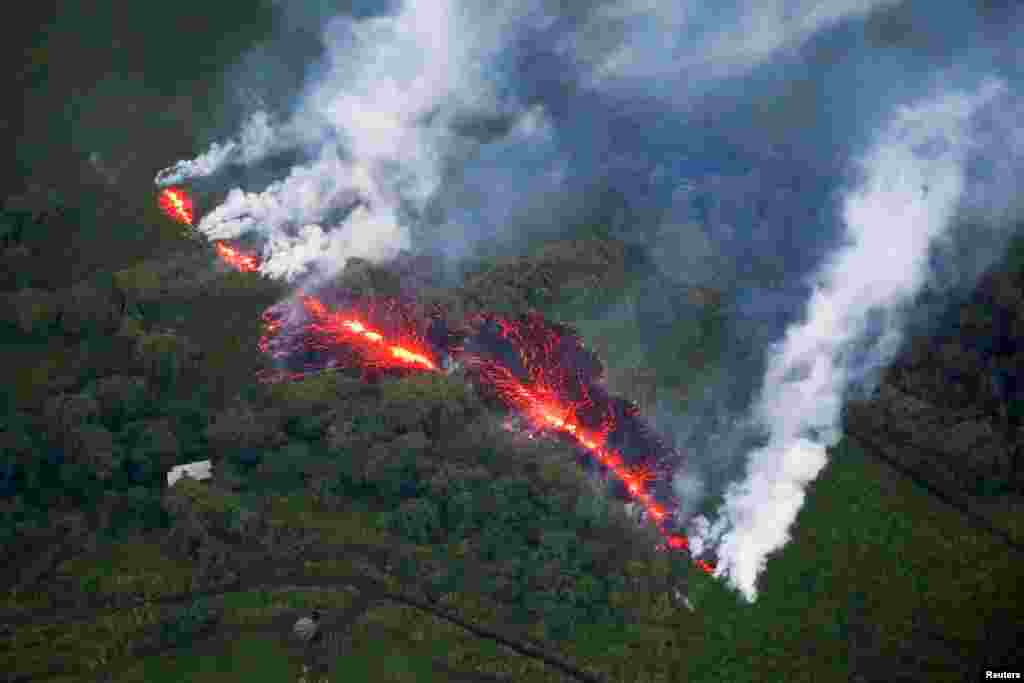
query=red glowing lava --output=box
[157,187,194,226]
[155,189,262,273]
[256,296,714,575]
[300,295,438,373]
[462,347,713,575]
[214,242,262,273]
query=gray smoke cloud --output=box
[155,0,560,281]
[155,0,1024,601]
[691,79,1020,600]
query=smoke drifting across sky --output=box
[156,0,1024,600]
[690,79,1020,600]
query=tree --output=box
[388,497,441,544]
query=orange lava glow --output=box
[300,295,438,372]
[463,353,714,575]
[214,242,261,273]
[257,296,715,575]
[157,187,194,226]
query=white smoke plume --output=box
[569,0,898,92]
[692,78,1011,601]
[152,0,1023,606]
[154,0,555,282]
[155,111,286,186]
[154,0,902,283]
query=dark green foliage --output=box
[373,451,426,502]
[1001,230,1024,277]
[475,445,499,467]
[540,603,580,641]
[120,486,168,532]
[385,497,441,544]
[117,451,160,487]
[0,497,48,546]
[427,563,463,597]
[350,413,391,439]
[258,442,316,492]
[85,376,153,430]
[0,209,27,247]
[56,461,104,506]
[572,490,610,529]
[226,446,265,470]
[0,458,19,499]
[158,598,221,650]
[441,486,477,538]
[477,524,526,563]
[284,413,329,441]
[535,530,575,566]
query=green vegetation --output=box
[2,180,1020,683]
[113,262,162,302]
[380,372,472,410]
[267,371,361,409]
[157,598,222,650]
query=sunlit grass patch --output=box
[380,372,471,410]
[216,587,358,627]
[265,494,389,546]
[115,633,298,683]
[5,604,160,680]
[56,537,194,600]
[350,602,555,682]
[266,370,362,409]
[0,586,55,613]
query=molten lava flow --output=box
[157,187,194,226]
[300,295,438,372]
[214,242,262,273]
[155,189,262,273]
[456,312,715,575]
[255,296,714,575]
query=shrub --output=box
[442,487,477,538]
[211,269,270,296]
[349,412,391,439]
[134,331,196,389]
[380,372,470,410]
[536,530,575,566]
[387,497,441,544]
[117,452,159,487]
[89,375,151,428]
[0,458,20,498]
[226,446,265,470]
[56,280,123,336]
[2,288,60,335]
[259,441,315,491]
[266,371,364,416]
[284,413,330,440]
[542,603,580,641]
[573,490,610,529]
[158,598,221,649]
[109,486,167,534]
[44,393,101,439]
[113,262,161,302]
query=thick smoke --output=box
[563,0,897,93]
[157,0,1023,601]
[155,111,287,186]
[691,79,1019,601]
[155,0,559,281]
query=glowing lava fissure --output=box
[257,293,715,575]
[257,294,442,382]
[214,242,262,273]
[157,187,194,226]
[155,187,264,273]
[458,312,714,574]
